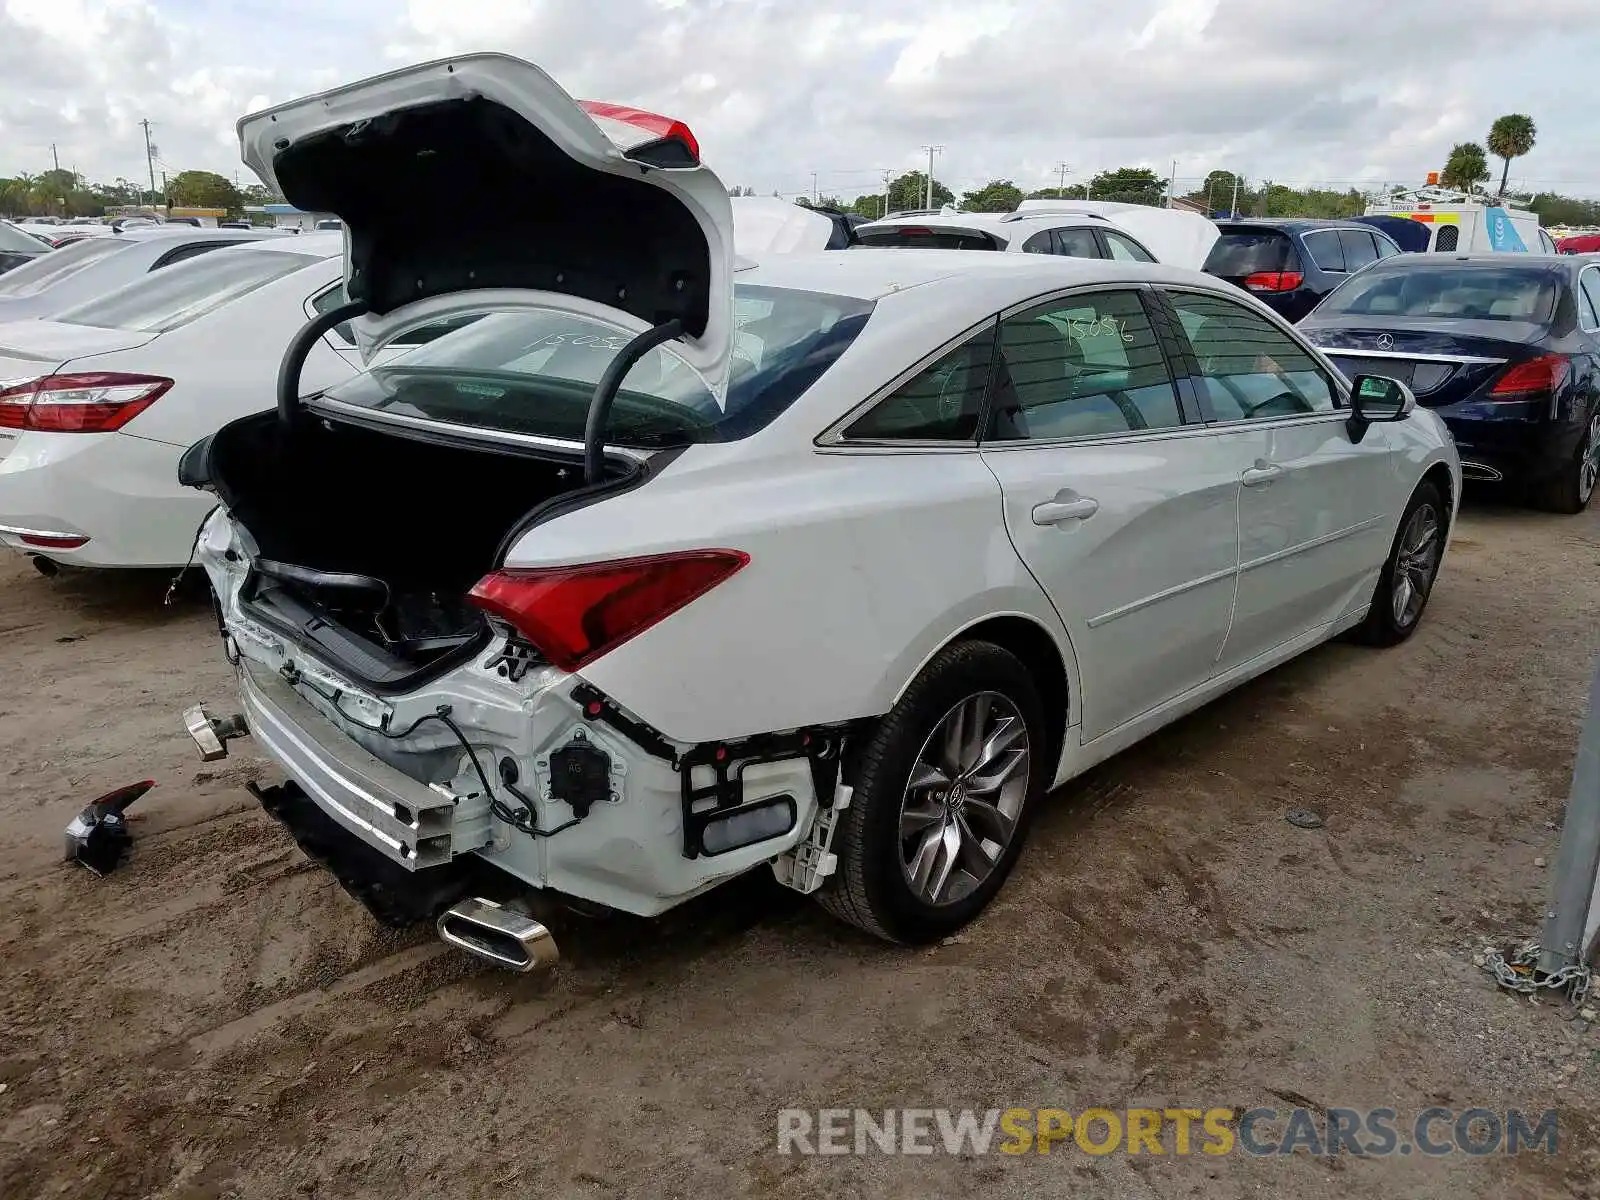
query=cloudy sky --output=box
[3,0,1597,203]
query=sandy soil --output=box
[2,499,1599,1199]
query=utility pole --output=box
[1167,159,1177,209]
[1055,160,1069,199]
[1229,172,1241,218]
[922,145,943,210]
[140,119,157,207]
[51,143,60,171]
[881,168,893,218]
[811,171,819,205]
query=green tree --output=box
[1085,167,1165,206]
[167,169,241,211]
[1440,142,1490,192]
[959,179,1023,213]
[1486,114,1536,198]
[885,170,953,213]
[1185,170,1248,215]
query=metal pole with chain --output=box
[1482,660,1600,1005]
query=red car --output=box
[1557,234,1600,255]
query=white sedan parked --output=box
[0,227,272,322]
[181,55,1460,971]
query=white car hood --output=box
[237,52,736,393]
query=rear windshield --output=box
[319,284,874,447]
[855,226,1005,251]
[1314,265,1561,323]
[1203,230,1294,277]
[0,222,44,255]
[0,236,123,297]
[52,248,320,333]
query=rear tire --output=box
[815,640,1047,944]
[1531,412,1600,514]
[1354,480,1445,647]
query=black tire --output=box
[1353,480,1446,647]
[815,640,1048,944]
[1531,413,1600,515]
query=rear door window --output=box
[1202,230,1295,280]
[1101,231,1156,262]
[1372,233,1402,259]
[52,248,320,332]
[1052,227,1102,258]
[1580,268,1600,331]
[1301,230,1346,272]
[1338,229,1380,271]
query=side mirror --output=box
[1346,373,1416,443]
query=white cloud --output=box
[1,0,1596,204]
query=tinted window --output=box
[1021,231,1055,255]
[1434,224,1460,252]
[1168,291,1336,421]
[1052,227,1102,258]
[1202,230,1295,278]
[1301,230,1346,272]
[1338,229,1379,271]
[1313,264,1560,323]
[846,325,993,442]
[1102,231,1156,262]
[53,248,320,333]
[327,284,875,447]
[1580,269,1600,330]
[1580,286,1598,330]
[1373,233,1402,259]
[988,290,1181,441]
[0,236,123,297]
[855,227,1003,251]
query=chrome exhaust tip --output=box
[183,705,248,762]
[438,897,559,974]
[1460,461,1504,482]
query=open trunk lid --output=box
[237,52,736,394]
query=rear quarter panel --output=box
[506,442,1073,745]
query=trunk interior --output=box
[202,410,612,687]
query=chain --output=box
[1481,941,1592,1006]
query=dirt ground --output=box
[2,498,1600,1199]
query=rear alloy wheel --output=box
[1354,480,1445,647]
[816,640,1047,943]
[1533,412,1600,514]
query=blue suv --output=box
[1204,219,1405,322]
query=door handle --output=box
[1241,459,1284,487]
[1031,490,1100,526]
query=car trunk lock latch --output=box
[548,731,612,819]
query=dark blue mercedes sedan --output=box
[1299,254,1600,512]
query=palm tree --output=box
[1440,142,1490,193]
[1487,114,1536,199]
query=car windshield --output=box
[0,222,44,255]
[319,284,875,446]
[0,236,123,297]
[1314,265,1561,323]
[1202,230,1294,276]
[52,248,321,333]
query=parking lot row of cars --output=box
[0,52,1593,967]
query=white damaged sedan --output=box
[181,54,1460,969]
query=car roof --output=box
[234,231,344,258]
[1360,252,1570,270]
[116,227,271,242]
[857,211,1105,233]
[738,247,1211,301]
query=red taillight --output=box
[578,100,700,161]
[1489,354,1570,399]
[1242,271,1304,293]
[0,373,172,432]
[468,549,749,673]
[20,532,89,549]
